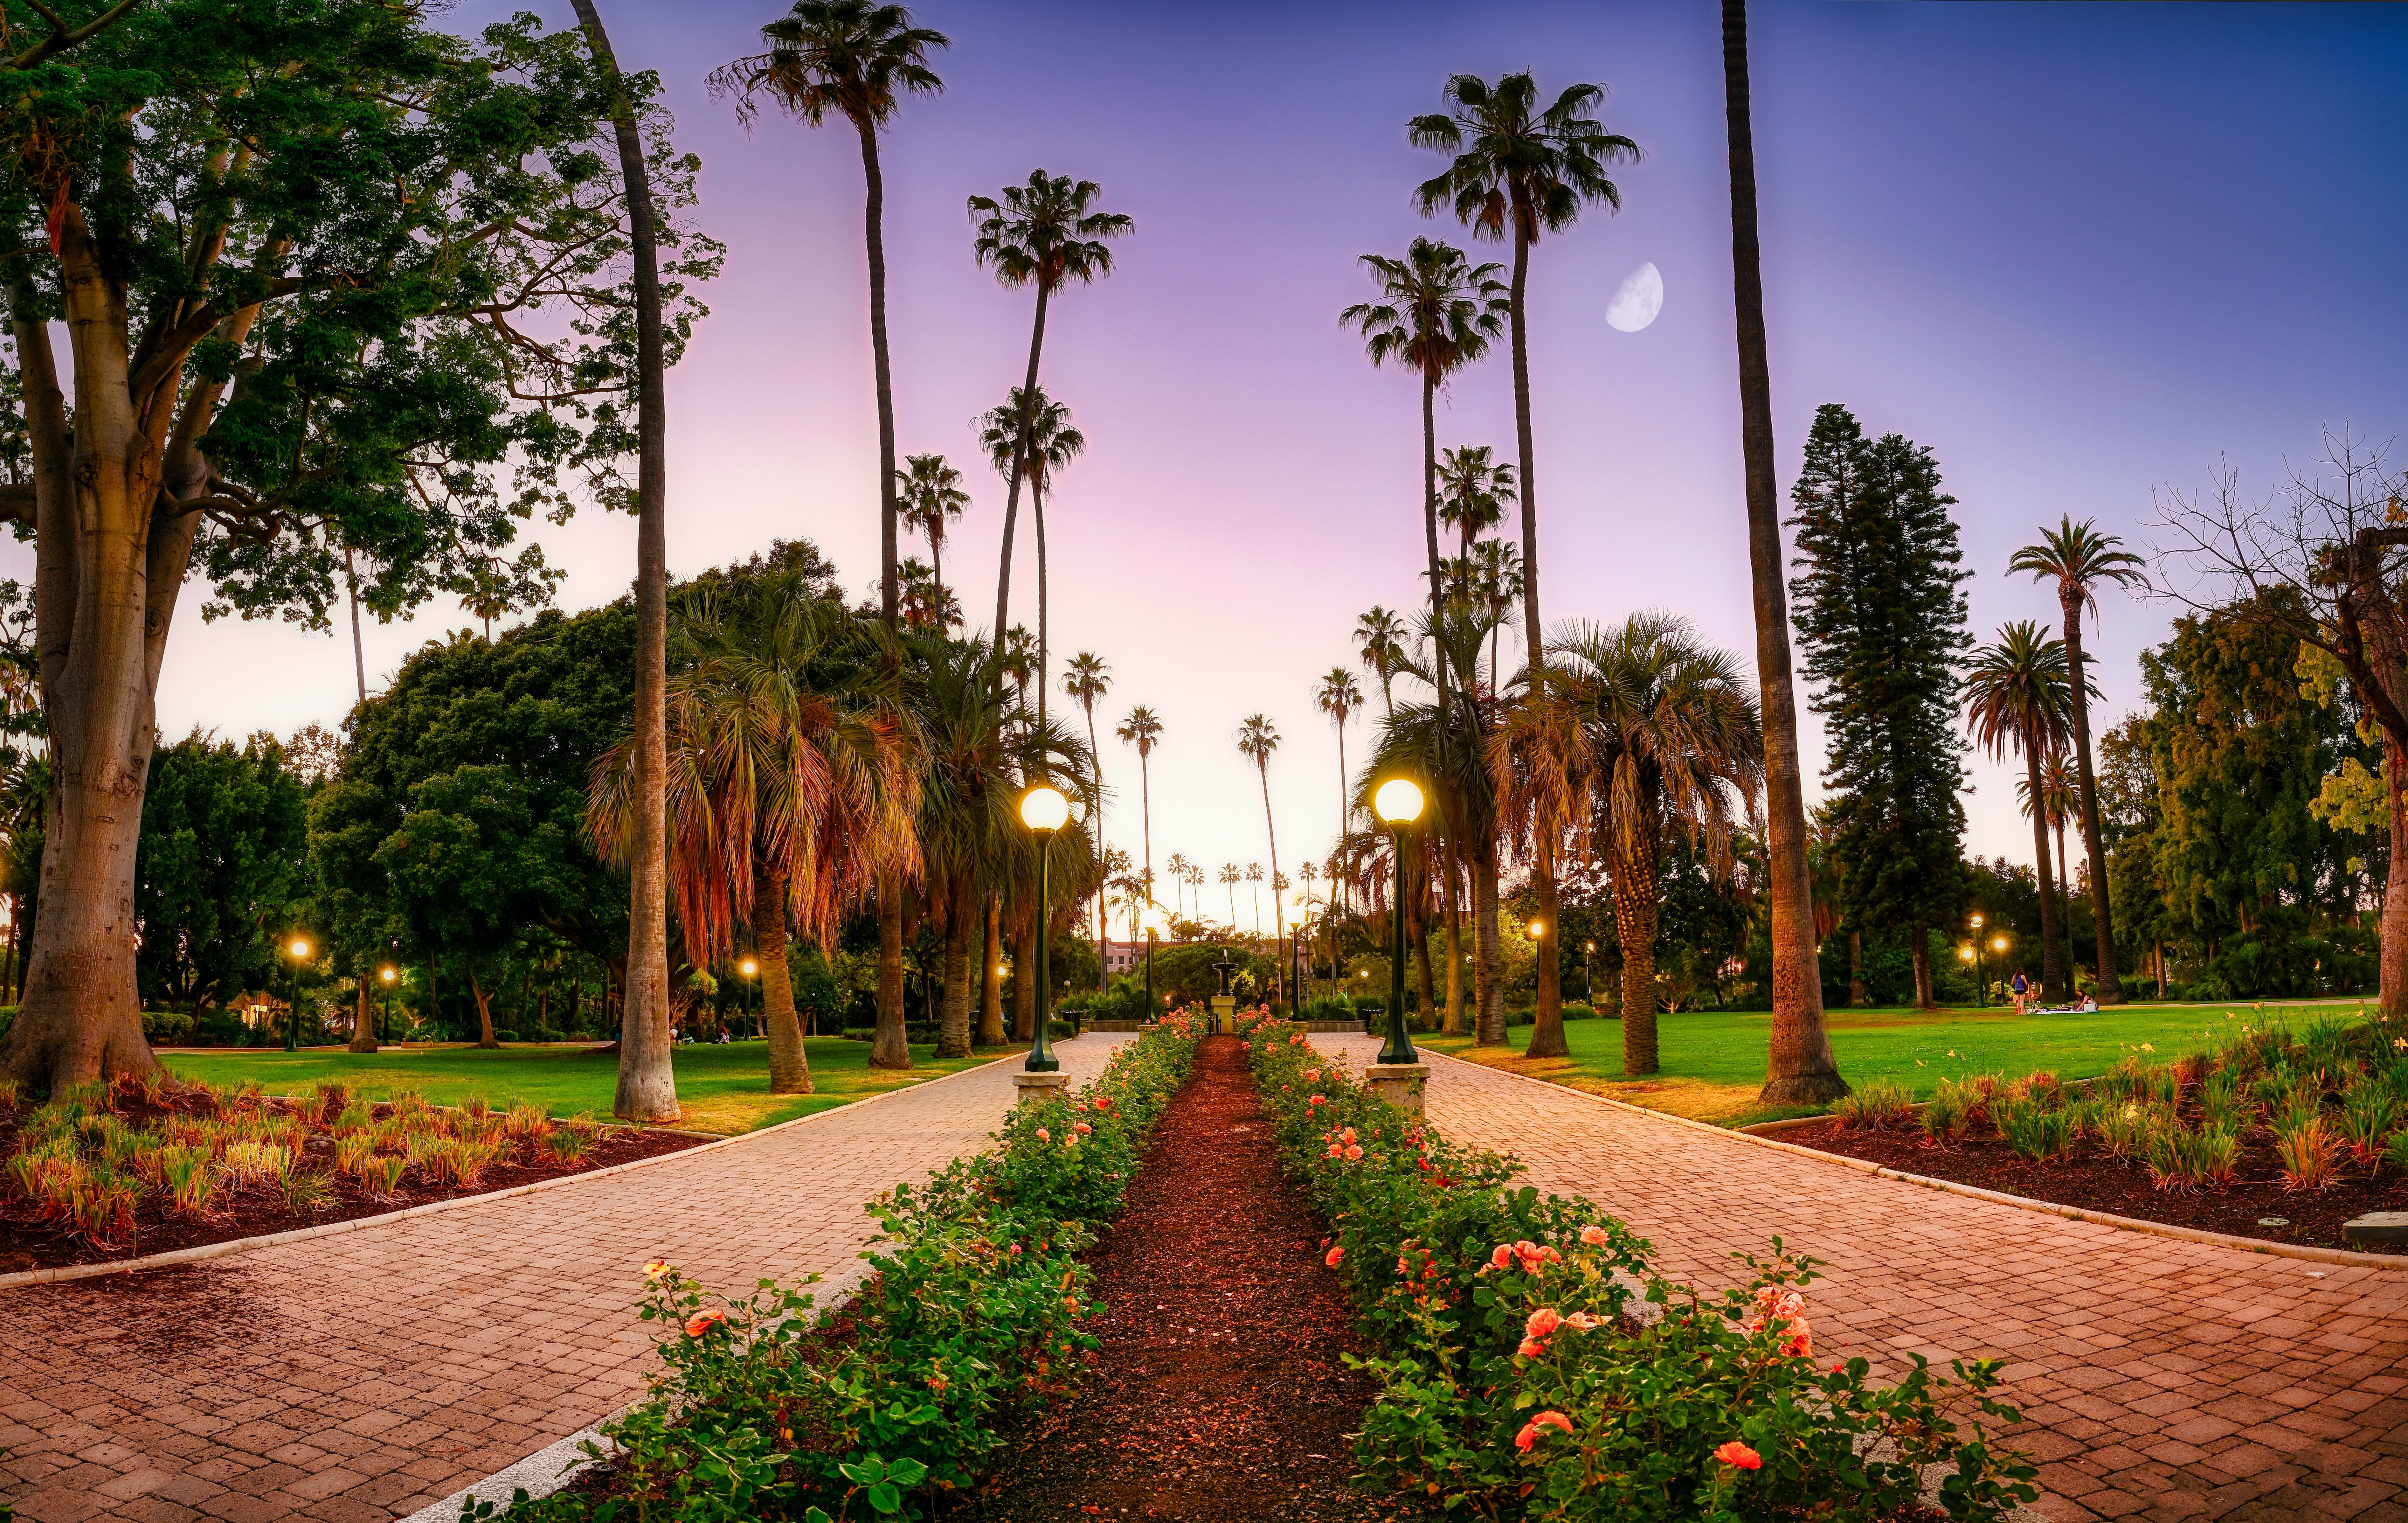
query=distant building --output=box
[1101,938,1184,975]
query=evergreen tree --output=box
[1787,404,1971,1008]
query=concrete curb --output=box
[0,1055,1014,1293]
[1404,1047,2408,1274]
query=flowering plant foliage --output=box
[1244,1025,2040,1522]
[486,1021,1201,1522]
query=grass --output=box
[1417,997,2377,1129]
[160,1037,1024,1136]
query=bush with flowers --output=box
[1241,1018,2040,1522]
[487,1011,1206,1523]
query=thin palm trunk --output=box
[1443,842,1464,1035]
[1260,769,1284,1007]
[938,878,973,1058]
[754,865,812,1093]
[572,0,677,1123]
[979,896,1006,1045]
[993,284,1051,638]
[1471,841,1503,1044]
[1419,377,1449,705]
[872,871,909,1067]
[857,120,899,630]
[1010,906,1036,1040]
[1724,0,1844,1103]
[2060,596,2123,1002]
[1139,750,1153,910]
[2055,814,2076,987]
[2027,744,2066,1002]
[1085,704,1105,994]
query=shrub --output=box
[2339,1083,2399,1165]
[1243,1022,2037,1523]
[544,1129,595,1165]
[1999,1104,2074,1164]
[1832,1077,1912,1129]
[2145,1122,2240,1190]
[2093,1101,2158,1161]
[1919,1080,1973,1141]
[2275,1116,2340,1192]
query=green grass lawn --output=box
[158,1038,1023,1135]
[1418,996,2375,1128]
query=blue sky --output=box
[116,0,2408,920]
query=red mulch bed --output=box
[971,1034,1437,1523]
[1781,1117,2408,1254]
[0,1096,700,1274]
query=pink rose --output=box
[1579,1224,1609,1247]
[1525,1308,1562,1339]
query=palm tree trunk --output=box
[938,878,973,1058]
[872,872,910,1067]
[1411,887,1435,1029]
[1140,750,1153,910]
[1011,905,1036,1041]
[994,283,1052,639]
[2060,592,2124,1003]
[2055,815,2077,989]
[754,866,812,1093]
[1086,706,1106,994]
[572,0,677,1123]
[1615,880,1660,1075]
[979,896,1006,1045]
[344,546,367,707]
[1723,0,1844,1104]
[1503,209,1565,1063]
[1259,768,1284,1007]
[1420,375,1449,705]
[854,120,900,629]
[1443,842,1464,1035]
[2028,746,2066,1002]
[1471,841,1504,1045]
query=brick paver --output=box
[0,1041,1129,1522]
[1317,1034,2408,1523]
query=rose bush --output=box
[485,1011,1205,1522]
[1242,1018,2040,1522]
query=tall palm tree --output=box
[1341,240,1509,667]
[1221,862,1240,926]
[1470,538,1522,694]
[1505,613,1762,1074]
[711,1,946,631]
[1437,443,1514,568]
[1965,621,2077,1003]
[1246,862,1264,932]
[979,387,1083,734]
[1314,668,1363,918]
[2009,516,2148,1005]
[1164,850,1192,920]
[573,0,680,1121]
[590,574,918,1094]
[2022,748,2081,988]
[1062,651,1111,993]
[1415,72,1639,1048]
[1720,0,1843,1102]
[970,170,1133,641]
[1117,705,1163,914]
[897,452,968,610]
[1238,714,1287,1003]
[1354,606,1409,720]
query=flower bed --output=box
[488,1012,1205,1523]
[0,1073,693,1272]
[1789,1011,2408,1255]
[1243,1018,2040,1522]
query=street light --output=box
[1969,913,1987,1005]
[1583,940,1596,1003]
[284,937,312,1051]
[1019,783,1070,1072]
[739,958,759,1040]
[379,965,397,1043]
[1372,777,1424,1065]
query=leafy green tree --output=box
[134,733,310,1018]
[0,0,716,1092]
[1787,404,1972,1009]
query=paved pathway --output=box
[1318,1034,2408,1523]
[0,1041,1128,1523]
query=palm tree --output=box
[1062,651,1111,993]
[1314,668,1363,917]
[1164,851,1192,920]
[1246,862,1264,932]
[711,1,946,631]
[572,0,680,1122]
[1470,538,1522,694]
[1237,714,1287,1003]
[1221,862,1240,926]
[2009,516,2148,1005]
[897,452,968,610]
[1965,621,2077,1003]
[1117,705,1163,916]
[978,387,1083,734]
[1354,606,1409,720]
[1437,443,1515,567]
[590,573,918,1094]
[970,170,1133,641]
[1720,0,1844,1103]
[1340,240,1509,663]
[2021,748,2081,989]
[1506,613,1762,1074]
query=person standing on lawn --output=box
[2010,968,2029,1015]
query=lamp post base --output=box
[1013,1072,1071,1106]
[1365,1063,1429,1115]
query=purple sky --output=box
[110,0,2408,928]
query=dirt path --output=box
[976,1034,1429,1523]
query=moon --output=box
[1606,261,1663,332]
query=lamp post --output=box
[1969,913,1986,1006]
[284,937,312,1051]
[1019,783,1070,1072]
[1140,899,1163,1022]
[379,965,397,1043]
[1583,939,1596,1003]
[1372,777,1424,1066]
[739,958,759,1040]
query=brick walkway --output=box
[0,1041,1128,1523]
[1316,1034,2408,1523]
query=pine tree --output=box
[1788,404,1971,1008]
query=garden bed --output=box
[1779,1117,2405,1254]
[0,1076,699,1274]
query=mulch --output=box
[0,1100,700,1274]
[969,1034,1437,1523]
[1782,1117,2407,1254]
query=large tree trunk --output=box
[979,896,1007,1045]
[753,866,812,1094]
[1723,0,1845,1104]
[572,0,679,1123]
[2028,747,2066,1002]
[1848,929,1866,1007]
[1471,843,1504,1045]
[938,879,973,1058]
[468,968,498,1049]
[871,873,910,1068]
[1526,836,1567,1058]
[858,117,899,629]
[2061,589,2123,1003]
[349,976,377,1054]
[1614,873,1660,1076]
[1911,923,1933,1010]
[2384,734,2408,1022]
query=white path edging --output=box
[0,1056,1012,1292]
